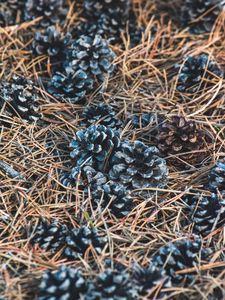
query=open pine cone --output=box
[47,68,93,104]
[156,116,206,166]
[176,54,223,93]
[69,125,120,178]
[0,75,42,123]
[208,159,225,195]
[63,225,107,260]
[25,0,67,28]
[181,0,224,34]
[184,193,225,236]
[150,239,210,285]
[64,34,116,83]
[109,140,168,191]
[38,266,88,300]
[32,26,72,64]
[85,264,137,300]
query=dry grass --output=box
[0,0,225,299]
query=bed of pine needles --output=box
[0,1,225,299]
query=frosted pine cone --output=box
[63,225,107,260]
[184,193,225,236]
[85,265,137,300]
[129,112,155,129]
[133,264,171,298]
[181,0,224,34]
[38,266,88,300]
[83,0,131,19]
[30,218,68,254]
[69,125,120,176]
[47,68,93,104]
[0,75,42,123]
[150,239,210,284]
[82,0,131,43]
[64,34,116,83]
[177,54,223,93]
[208,159,225,195]
[81,103,122,129]
[0,1,25,26]
[90,180,133,218]
[25,0,67,28]
[109,140,168,190]
[32,26,72,62]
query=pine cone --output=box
[0,0,24,10]
[6,0,25,10]
[208,159,225,195]
[85,266,137,300]
[25,0,67,28]
[82,0,131,42]
[64,34,116,83]
[181,0,224,34]
[156,116,204,157]
[129,112,155,129]
[74,18,119,44]
[0,75,42,123]
[47,68,93,104]
[150,239,210,284]
[60,164,107,188]
[63,225,107,260]
[0,1,24,26]
[83,0,131,19]
[81,103,122,129]
[29,218,68,254]
[69,125,120,176]
[184,193,225,236]
[176,54,223,93]
[90,180,133,218]
[0,8,14,27]
[38,266,88,300]
[32,26,72,62]
[109,140,168,190]
[133,264,171,298]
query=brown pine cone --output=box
[156,116,206,166]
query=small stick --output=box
[0,160,23,179]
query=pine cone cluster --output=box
[63,226,107,260]
[47,34,116,103]
[69,125,120,176]
[29,219,107,261]
[176,54,224,93]
[81,103,122,129]
[181,0,224,34]
[64,34,116,83]
[0,75,42,123]
[109,140,168,190]
[184,193,225,236]
[208,159,225,195]
[38,266,88,300]
[150,239,210,284]
[47,68,93,104]
[30,218,68,254]
[32,26,72,62]
[25,0,67,28]
[156,116,204,162]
